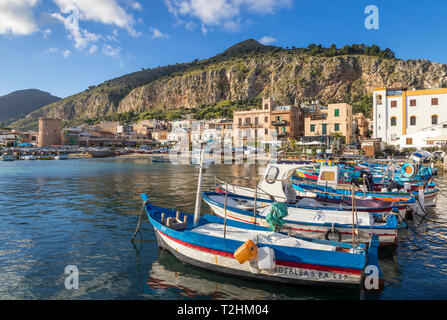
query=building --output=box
[38,118,62,147]
[303,103,354,145]
[233,97,302,146]
[361,138,383,157]
[373,87,447,148]
[353,113,370,144]
[215,120,234,145]
[96,121,120,135]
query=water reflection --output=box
[144,250,361,300]
[1,159,447,299]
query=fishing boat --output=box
[55,153,69,160]
[21,155,37,160]
[37,155,55,160]
[1,154,15,161]
[141,194,383,288]
[203,191,402,245]
[217,163,414,215]
[151,155,171,162]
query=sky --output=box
[1,0,447,98]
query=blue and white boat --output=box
[1,154,15,161]
[203,192,402,246]
[141,193,383,288]
[139,146,384,289]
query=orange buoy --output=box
[234,240,258,264]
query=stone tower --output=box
[263,97,275,111]
[38,118,62,147]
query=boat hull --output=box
[154,227,363,287]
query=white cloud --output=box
[63,50,71,58]
[89,45,98,54]
[53,0,137,33]
[42,29,53,39]
[259,36,276,45]
[50,0,141,56]
[164,0,292,33]
[149,27,169,39]
[102,44,121,57]
[128,1,142,11]
[47,47,59,53]
[0,0,39,36]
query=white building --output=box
[373,87,447,148]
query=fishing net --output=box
[266,202,289,232]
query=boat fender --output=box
[257,247,276,270]
[234,240,258,264]
[324,228,342,242]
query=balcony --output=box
[272,120,287,126]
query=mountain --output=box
[0,89,60,127]
[10,40,447,130]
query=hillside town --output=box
[2,87,447,158]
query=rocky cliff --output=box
[11,40,447,130]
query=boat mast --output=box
[194,142,206,226]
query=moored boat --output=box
[1,154,16,161]
[141,193,383,288]
[203,192,402,246]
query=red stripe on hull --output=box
[158,230,363,275]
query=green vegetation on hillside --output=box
[11,39,399,131]
[63,97,263,127]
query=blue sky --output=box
[1,0,447,98]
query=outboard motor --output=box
[360,171,375,192]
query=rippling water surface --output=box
[1,158,446,299]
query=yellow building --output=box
[304,103,353,145]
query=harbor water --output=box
[1,158,447,299]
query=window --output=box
[264,104,269,110]
[265,166,279,184]
[334,109,340,117]
[410,99,416,107]
[390,117,397,126]
[320,171,335,182]
[238,118,242,126]
[265,129,268,135]
[406,138,413,145]
[410,116,416,126]
[432,98,439,106]
[245,118,251,124]
[310,124,315,132]
[391,101,397,108]
[322,124,327,135]
[432,115,438,125]
[334,123,340,131]
[265,117,268,123]
[255,117,259,125]
[377,95,383,105]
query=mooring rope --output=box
[132,200,148,242]
[403,217,447,245]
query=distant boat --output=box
[87,148,115,158]
[22,155,37,160]
[38,155,55,160]
[55,154,69,160]
[1,154,15,161]
[151,155,171,162]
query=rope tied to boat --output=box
[132,199,149,242]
